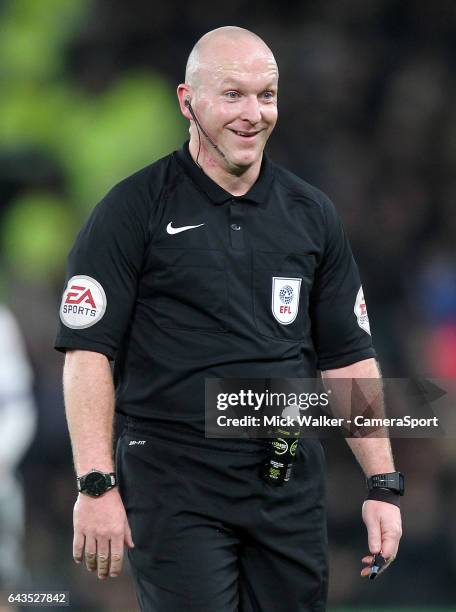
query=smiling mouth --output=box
[229,129,261,138]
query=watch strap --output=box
[366,487,401,508]
[365,471,404,509]
[105,472,117,486]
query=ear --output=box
[177,84,193,120]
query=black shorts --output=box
[116,419,328,612]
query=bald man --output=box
[57,26,402,612]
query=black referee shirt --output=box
[55,141,376,429]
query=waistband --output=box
[124,416,270,454]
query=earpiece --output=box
[184,96,191,107]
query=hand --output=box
[73,488,134,579]
[360,499,402,578]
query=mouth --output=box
[228,129,261,140]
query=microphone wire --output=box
[185,99,226,167]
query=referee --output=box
[55,26,402,611]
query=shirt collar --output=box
[175,141,274,204]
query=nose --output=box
[240,95,262,125]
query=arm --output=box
[322,357,402,577]
[322,358,395,475]
[64,349,116,474]
[55,183,148,578]
[64,349,134,580]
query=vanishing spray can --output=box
[261,405,301,485]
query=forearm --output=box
[345,437,394,477]
[63,350,115,474]
[322,358,395,476]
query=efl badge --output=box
[354,285,371,335]
[60,275,107,329]
[272,277,302,325]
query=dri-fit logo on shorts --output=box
[59,275,107,329]
[271,277,302,325]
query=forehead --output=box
[205,56,278,90]
[197,38,278,89]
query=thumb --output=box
[365,515,382,555]
[124,518,135,549]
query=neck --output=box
[188,137,262,197]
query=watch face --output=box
[84,471,107,496]
[370,472,404,495]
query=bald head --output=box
[185,26,278,90]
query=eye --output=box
[262,91,275,101]
[225,91,240,100]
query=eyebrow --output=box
[220,78,277,90]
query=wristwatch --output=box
[77,469,117,497]
[367,472,405,495]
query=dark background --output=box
[0,0,455,609]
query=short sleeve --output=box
[310,195,376,370]
[54,181,149,360]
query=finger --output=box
[124,519,135,549]
[84,536,97,572]
[381,533,399,559]
[360,555,376,578]
[73,531,85,564]
[364,517,382,555]
[109,538,124,578]
[96,540,110,580]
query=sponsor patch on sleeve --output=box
[59,275,107,329]
[354,286,371,335]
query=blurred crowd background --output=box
[0,0,455,610]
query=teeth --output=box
[235,131,255,136]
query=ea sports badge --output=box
[60,275,107,329]
[354,285,371,335]
[272,277,302,325]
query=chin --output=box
[229,148,262,170]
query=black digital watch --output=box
[366,471,404,507]
[367,472,405,495]
[77,469,117,497]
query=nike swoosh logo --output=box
[166,222,205,235]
